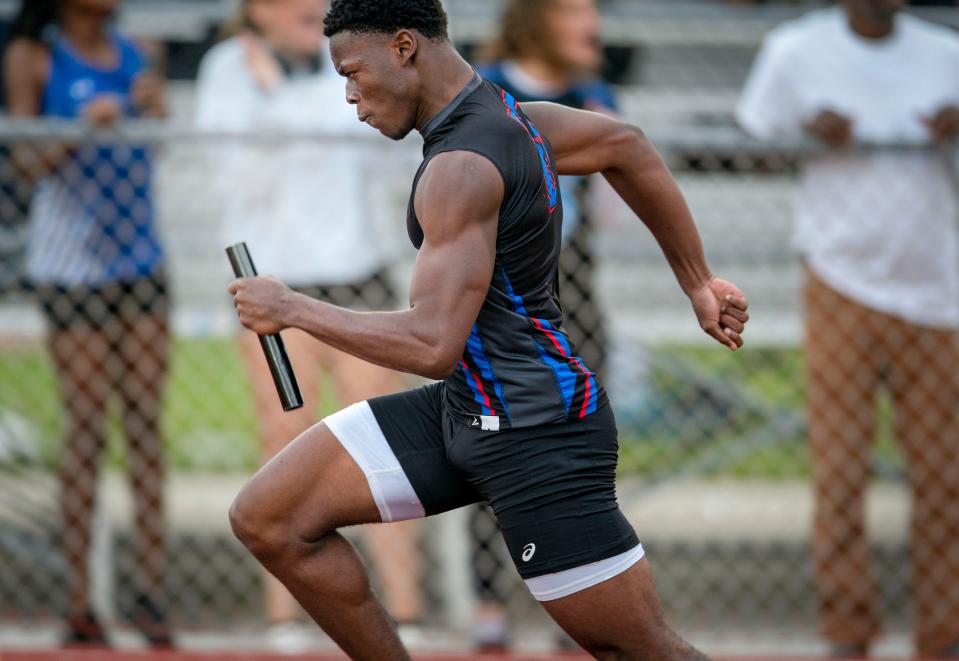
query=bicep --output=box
[3,40,46,117]
[521,101,635,176]
[408,151,502,355]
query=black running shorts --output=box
[367,382,639,579]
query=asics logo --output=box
[522,543,536,562]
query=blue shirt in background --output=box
[27,29,164,286]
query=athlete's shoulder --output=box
[439,80,523,142]
[463,78,511,114]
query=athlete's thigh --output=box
[236,419,382,540]
[358,382,482,519]
[239,382,481,541]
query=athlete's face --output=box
[543,0,602,75]
[330,31,421,141]
[247,0,326,58]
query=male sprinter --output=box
[227,1,748,659]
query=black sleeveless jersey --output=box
[407,76,607,429]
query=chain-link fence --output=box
[2,2,959,658]
[2,119,956,656]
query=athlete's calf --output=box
[541,560,712,661]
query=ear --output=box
[391,29,419,66]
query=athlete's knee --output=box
[230,487,294,561]
[230,478,340,562]
[228,489,276,558]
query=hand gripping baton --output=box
[226,242,304,411]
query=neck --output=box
[414,42,476,132]
[515,57,573,89]
[848,14,895,40]
[59,6,111,52]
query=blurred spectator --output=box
[2,0,171,649]
[194,0,422,651]
[471,0,617,650]
[737,1,959,658]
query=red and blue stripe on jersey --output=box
[502,269,599,420]
[501,90,559,214]
[460,326,512,422]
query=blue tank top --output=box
[29,29,163,285]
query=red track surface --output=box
[0,651,899,661]
[0,653,592,661]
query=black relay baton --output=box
[226,242,304,411]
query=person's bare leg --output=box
[50,327,112,619]
[239,328,324,626]
[229,421,411,661]
[540,559,709,661]
[333,352,423,624]
[118,314,170,606]
[362,521,422,624]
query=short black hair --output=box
[323,0,449,40]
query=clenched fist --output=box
[687,277,749,351]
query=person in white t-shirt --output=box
[738,1,959,657]
[194,0,422,651]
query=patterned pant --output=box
[804,270,959,657]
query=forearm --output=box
[603,129,713,294]
[13,141,75,184]
[286,293,455,380]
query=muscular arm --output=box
[230,150,502,380]
[522,102,748,349]
[522,102,710,293]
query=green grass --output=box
[614,345,902,480]
[0,337,263,471]
[0,344,62,447]
[0,339,903,479]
